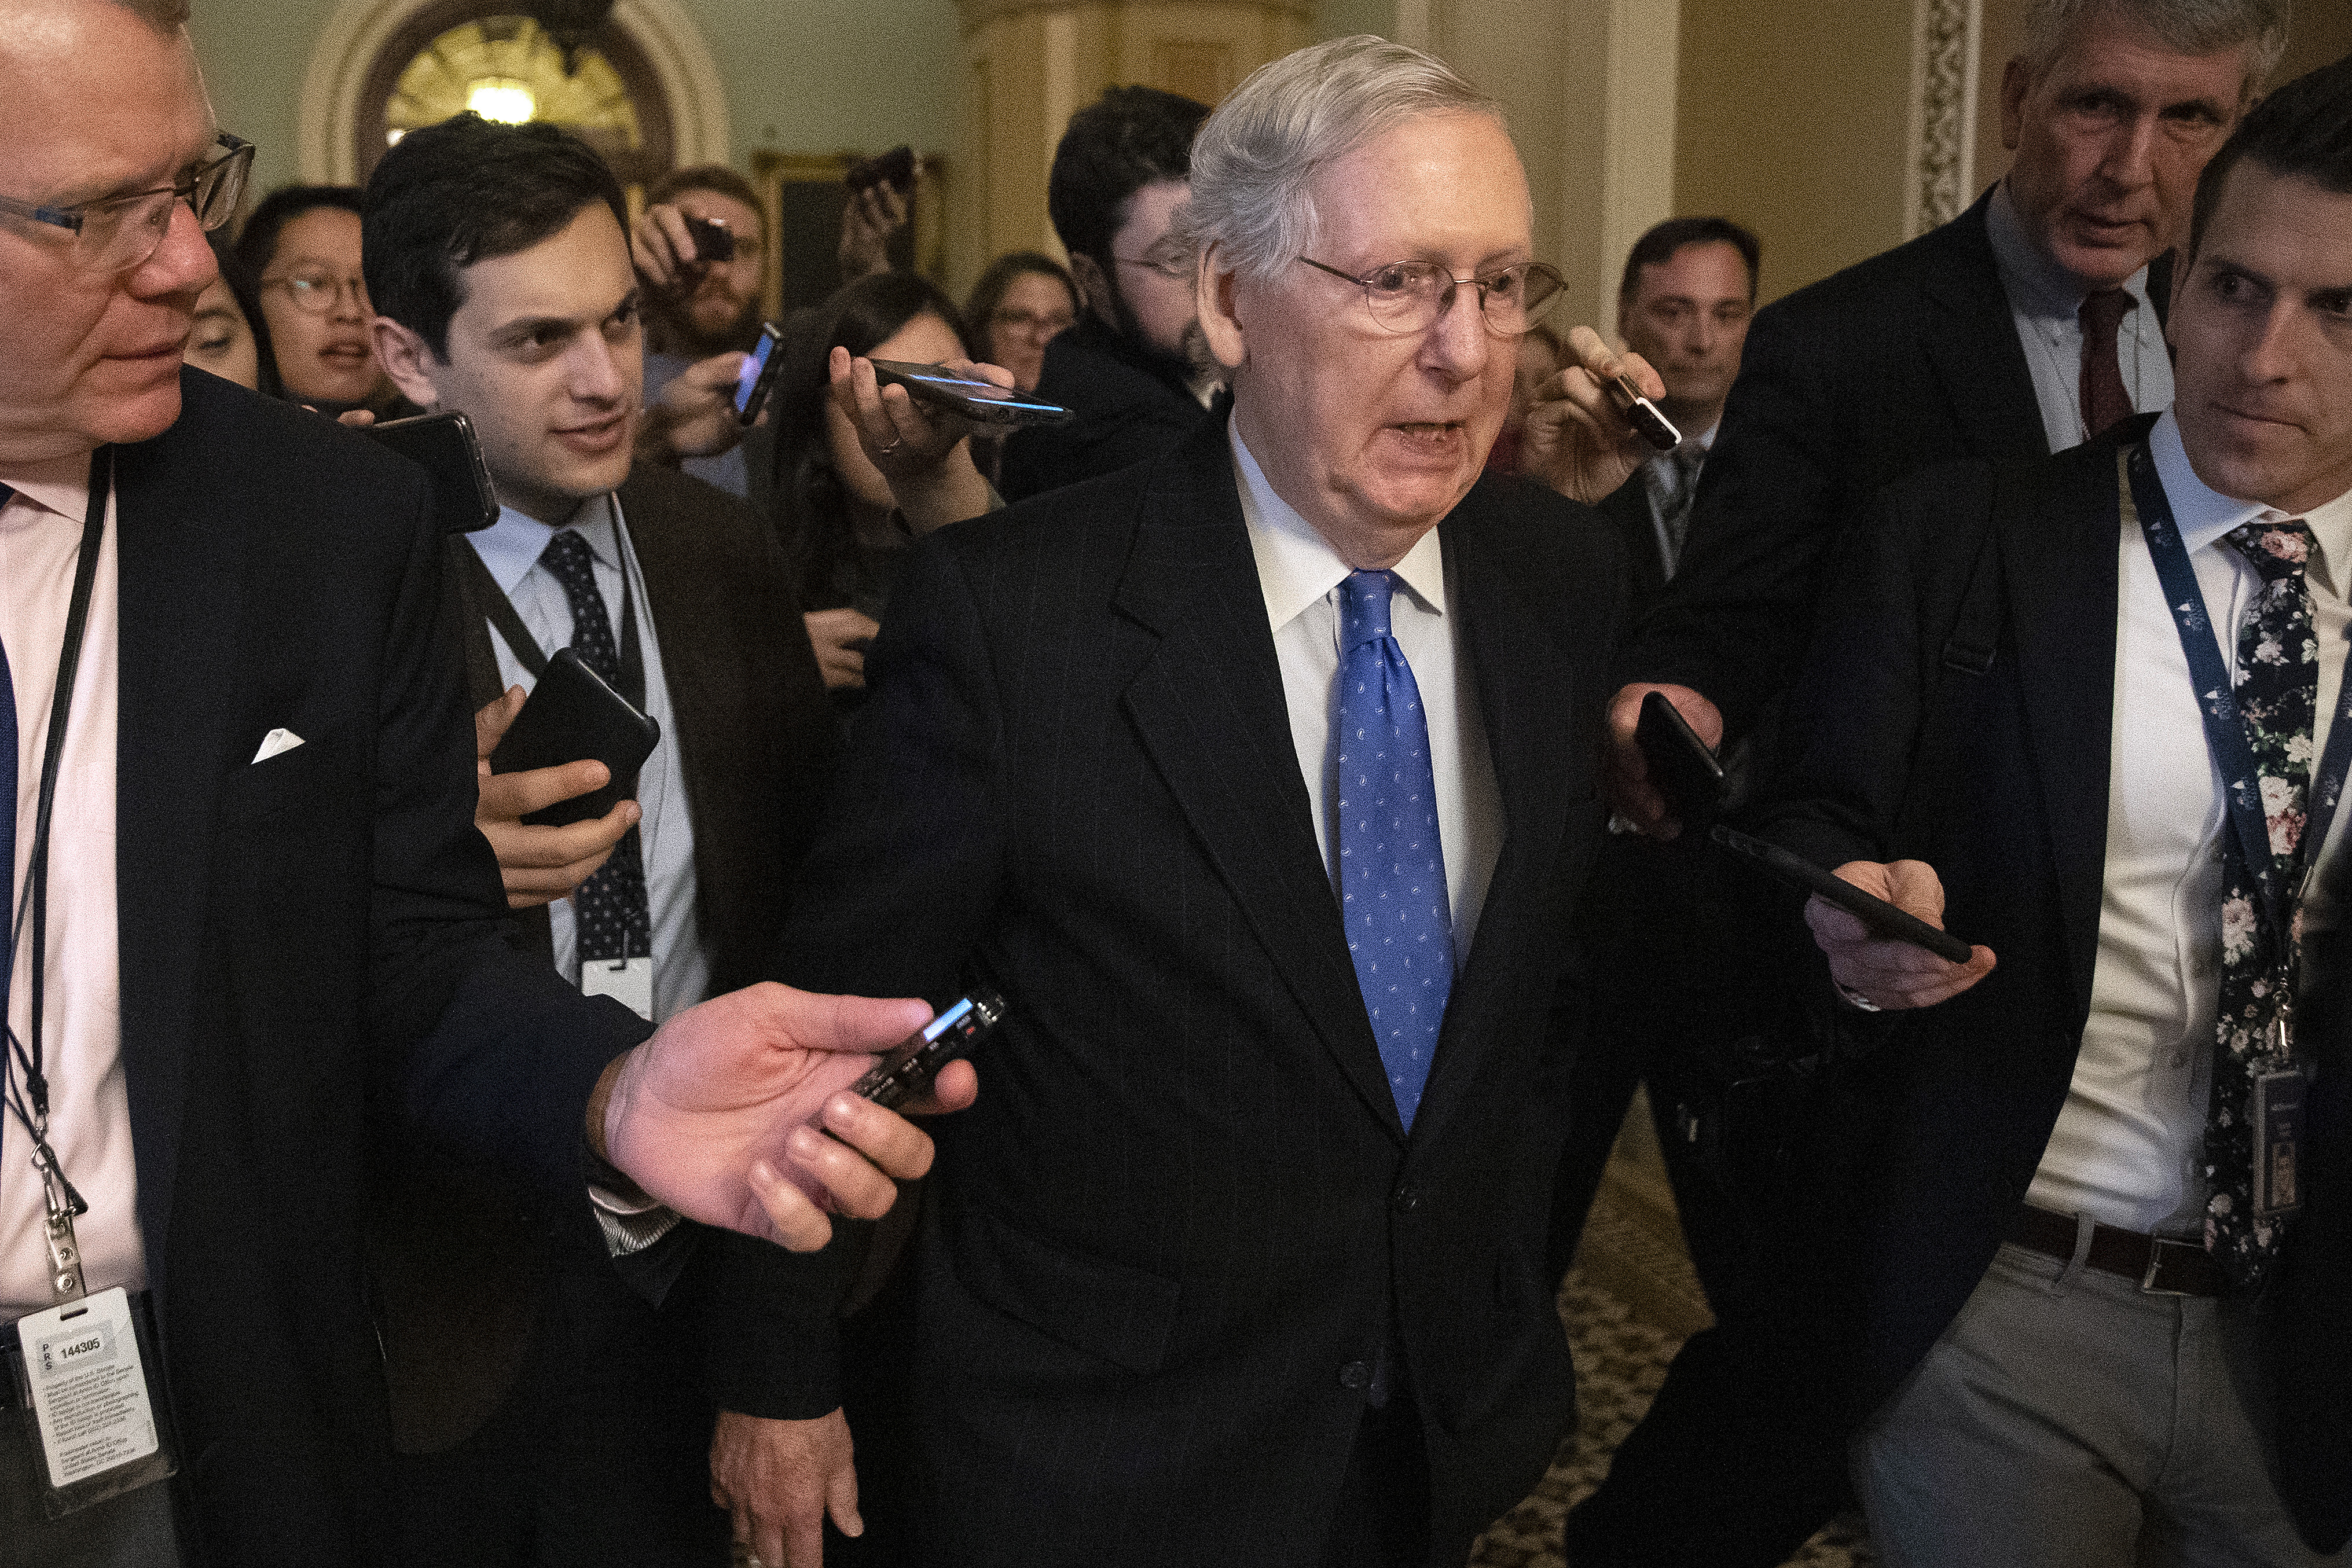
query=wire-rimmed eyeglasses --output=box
[0,133,254,275]
[1298,255,1566,337]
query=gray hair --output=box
[2021,0,2289,101]
[1182,35,1503,284]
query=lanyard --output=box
[2126,442,2352,942]
[460,520,644,711]
[3,447,111,1303]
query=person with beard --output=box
[996,84,1221,503]
[630,165,773,501]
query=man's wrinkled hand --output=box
[711,1408,859,1568]
[599,982,978,1251]
[1805,860,1996,1010]
[1604,682,1721,839]
[632,201,710,292]
[474,687,636,908]
[1522,325,1664,504]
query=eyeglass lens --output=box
[82,139,251,273]
[1358,262,1562,335]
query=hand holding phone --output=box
[487,648,662,828]
[733,321,788,426]
[1710,826,1976,967]
[868,359,1074,427]
[849,990,1006,1111]
[1603,370,1682,452]
[362,410,500,534]
[1634,690,1726,829]
[845,145,916,194]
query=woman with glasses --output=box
[962,252,1078,395]
[233,184,398,414]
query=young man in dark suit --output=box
[0,4,966,1564]
[996,85,1218,502]
[775,36,1659,1567]
[363,115,865,1568]
[1765,58,2352,1562]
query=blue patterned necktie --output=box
[2206,519,2316,1288]
[1335,570,1453,1130]
[539,528,650,965]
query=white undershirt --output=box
[1230,425,1502,964]
[2027,412,2352,1234]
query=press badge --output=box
[12,1286,175,1514]
[583,954,654,1021]
[2252,1067,2307,1219]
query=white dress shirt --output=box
[2026,413,2352,1235]
[1984,181,2174,453]
[1,460,143,1320]
[1230,427,1503,962]
[467,495,709,1024]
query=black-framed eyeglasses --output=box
[0,133,254,275]
[1298,255,1565,337]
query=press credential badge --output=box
[15,1286,160,1489]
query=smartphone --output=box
[487,647,662,828]
[362,410,500,534]
[1708,825,1974,964]
[869,359,1076,428]
[845,145,916,195]
[850,989,1005,1110]
[734,321,788,427]
[1634,689,1727,828]
[1605,370,1682,453]
[681,211,735,263]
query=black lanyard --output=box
[2127,441,2352,943]
[459,517,644,710]
[3,447,111,1225]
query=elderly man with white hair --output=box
[777,32,1657,1568]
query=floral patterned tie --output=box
[2206,519,2315,1287]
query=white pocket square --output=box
[252,728,304,764]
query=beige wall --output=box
[1673,0,1918,305]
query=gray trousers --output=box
[0,1416,182,1568]
[1854,1241,2342,1568]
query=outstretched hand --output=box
[828,346,999,532]
[599,983,978,1251]
[1521,325,1665,504]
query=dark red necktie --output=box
[2079,288,2136,439]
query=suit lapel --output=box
[111,418,245,1272]
[2001,436,2131,1019]
[1112,436,1405,1141]
[1404,485,1579,1147]
[1920,196,2052,470]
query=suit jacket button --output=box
[1391,1185,1423,1214]
[1339,1361,1370,1390]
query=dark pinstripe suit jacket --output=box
[779,420,1627,1566]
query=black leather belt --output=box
[2009,1203,2223,1297]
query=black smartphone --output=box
[362,410,500,534]
[734,320,788,427]
[868,359,1075,428]
[1709,825,1974,964]
[487,647,662,828]
[845,145,916,195]
[850,989,1005,1110]
[681,211,735,263]
[1605,370,1682,452]
[1634,690,1726,828]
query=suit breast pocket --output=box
[217,722,364,829]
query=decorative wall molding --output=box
[1903,0,1981,236]
[296,0,729,184]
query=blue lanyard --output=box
[2126,442,2352,941]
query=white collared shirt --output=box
[1985,181,2174,453]
[2027,412,2352,1233]
[467,495,709,1023]
[1230,426,1503,963]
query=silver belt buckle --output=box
[2140,1237,2197,1296]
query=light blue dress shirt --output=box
[1984,181,2175,453]
[467,494,710,1023]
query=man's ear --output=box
[1197,243,1246,376]
[371,316,442,411]
[1999,56,2032,153]
[1066,251,1110,323]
